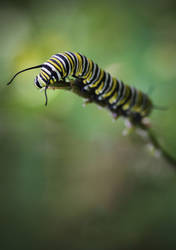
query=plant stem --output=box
[49,80,176,169]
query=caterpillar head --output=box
[34,73,51,89]
[6,64,51,105]
[35,65,57,89]
[35,74,45,89]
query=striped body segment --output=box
[35,52,153,118]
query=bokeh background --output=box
[1,0,176,249]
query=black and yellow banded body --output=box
[35,52,153,119]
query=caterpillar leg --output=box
[141,117,151,128]
[122,118,135,136]
[111,112,120,120]
[82,98,93,107]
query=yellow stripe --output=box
[118,85,130,106]
[74,53,82,76]
[132,91,143,112]
[103,78,117,98]
[86,64,95,83]
[89,69,104,88]
[48,59,62,73]
[64,53,74,74]
[109,91,118,104]
[41,71,50,80]
[122,99,131,110]
[141,98,152,116]
[41,72,47,81]
[122,87,132,110]
[83,59,93,81]
[86,60,93,80]
[95,81,105,95]
[51,57,66,77]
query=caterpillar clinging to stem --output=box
[7,51,153,124]
[7,52,176,168]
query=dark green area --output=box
[0,1,176,249]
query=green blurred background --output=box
[1,0,176,249]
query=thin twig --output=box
[49,80,176,169]
[137,123,176,168]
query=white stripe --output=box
[65,52,76,64]
[53,55,67,75]
[119,83,126,102]
[101,75,113,98]
[42,68,57,81]
[83,57,90,77]
[65,51,76,75]
[44,62,61,80]
[42,68,51,77]
[88,66,100,86]
[81,55,86,75]
[38,75,45,85]
[78,54,86,77]
[110,81,118,104]
[87,63,97,83]
[63,54,72,75]
[97,72,108,100]
[35,76,42,88]
[73,54,79,75]
[66,52,78,74]
[112,79,123,108]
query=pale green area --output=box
[1,1,176,249]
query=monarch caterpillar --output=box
[7,52,153,123]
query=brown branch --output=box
[49,80,108,107]
[49,80,176,169]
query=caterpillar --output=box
[7,52,153,124]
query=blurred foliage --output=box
[1,0,176,249]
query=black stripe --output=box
[35,77,42,89]
[43,64,59,81]
[141,94,147,111]
[81,56,88,77]
[39,73,47,83]
[65,52,75,73]
[53,55,67,76]
[107,79,119,101]
[78,53,85,76]
[98,72,110,96]
[103,77,115,100]
[42,64,52,73]
[113,81,125,105]
[69,53,78,76]
[120,87,132,108]
[41,69,50,78]
[129,88,137,109]
[108,79,121,104]
[88,63,98,84]
[50,59,64,77]
[116,79,120,92]
[56,54,70,76]
[100,73,111,98]
[94,71,106,93]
